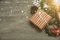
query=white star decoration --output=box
[33,0,41,7]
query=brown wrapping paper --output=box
[30,9,52,29]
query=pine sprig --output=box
[40,0,46,9]
[39,0,60,36]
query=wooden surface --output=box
[0,0,60,40]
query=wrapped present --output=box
[30,9,52,29]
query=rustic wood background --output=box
[0,0,60,40]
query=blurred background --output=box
[0,0,60,40]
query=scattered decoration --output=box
[21,10,24,13]
[50,26,60,36]
[30,0,60,36]
[33,0,40,7]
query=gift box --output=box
[30,9,52,29]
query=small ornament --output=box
[33,0,40,7]
[30,9,52,29]
[43,4,49,10]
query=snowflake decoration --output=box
[33,0,41,7]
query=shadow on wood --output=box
[30,6,38,15]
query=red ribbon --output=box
[51,27,60,36]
